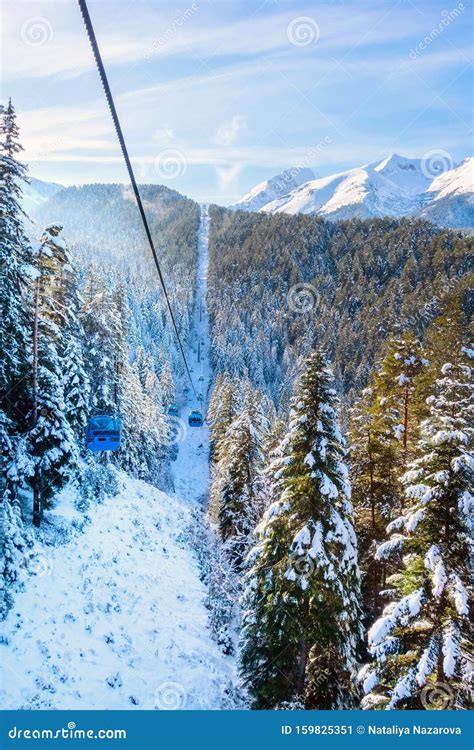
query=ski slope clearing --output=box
[1,206,234,711]
[0,472,233,710]
[171,205,211,505]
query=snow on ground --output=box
[1,474,233,709]
[171,205,212,505]
[1,205,235,710]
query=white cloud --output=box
[214,115,248,146]
[215,163,243,191]
[2,0,462,81]
[152,127,175,144]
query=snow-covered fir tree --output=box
[373,332,427,469]
[0,411,33,618]
[159,359,175,408]
[350,383,400,621]
[206,538,239,656]
[240,350,362,709]
[0,99,31,427]
[28,228,75,500]
[80,273,126,416]
[29,225,77,525]
[217,382,269,568]
[414,298,469,423]
[60,246,90,443]
[361,347,473,709]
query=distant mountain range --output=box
[232,155,474,229]
[21,177,64,216]
[24,154,474,232]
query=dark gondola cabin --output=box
[86,415,121,451]
[188,410,204,427]
[167,404,179,417]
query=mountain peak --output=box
[233,153,473,228]
[267,166,315,191]
[373,153,420,174]
[231,166,315,212]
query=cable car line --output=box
[77,0,197,400]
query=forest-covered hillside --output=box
[1,97,472,713]
[32,183,199,279]
[205,205,473,710]
[1,101,200,619]
[208,206,473,403]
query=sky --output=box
[1,0,472,204]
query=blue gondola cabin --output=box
[188,410,204,427]
[167,403,179,417]
[86,415,121,451]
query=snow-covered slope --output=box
[232,166,315,212]
[0,472,233,710]
[420,158,474,228]
[171,206,212,504]
[234,155,474,228]
[0,208,234,710]
[21,177,63,216]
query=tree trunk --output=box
[296,635,309,699]
[32,272,41,526]
[32,275,40,428]
[402,383,409,465]
[32,465,42,528]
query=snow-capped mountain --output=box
[21,176,64,216]
[233,155,474,228]
[419,158,474,228]
[232,166,315,212]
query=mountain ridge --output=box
[232,155,474,228]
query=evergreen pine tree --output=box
[29,225,76,524]
[373,332,427,470]
[159,360,175,408]
[414,298,470,423]
[61,244,90,444]
[350,384,400,621]
[208,374,238,458]
[361,348,473,709]
[0,411,33,618]
[0,99,32,428]
[240,350,362,709]
[81,274,125,415]
[217,383,268,567]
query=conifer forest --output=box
[1,94,472,713]
[0,102,473,709]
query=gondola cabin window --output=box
[86,415,122,451]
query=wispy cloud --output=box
[3,0,471,203]
[214,115,248,146]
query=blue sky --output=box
[1,0,472,203]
